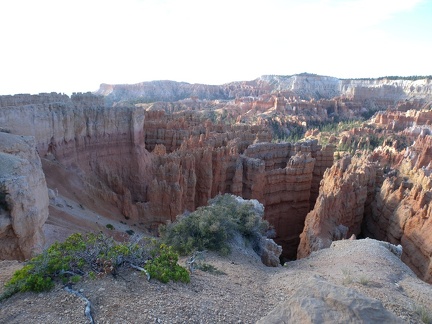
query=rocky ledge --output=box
[1,238,431,323]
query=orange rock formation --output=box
[0,93,334,260]
[298,134,432,282]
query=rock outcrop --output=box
[257,276,403,324]
[298,134,432,283]
[242,141,334,259]
[364,135,432,282]
[0,132,49,260]
[259,238,283,267]
[297,155,378,258]
[373,109,432,131]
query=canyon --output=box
[0,74,432,285]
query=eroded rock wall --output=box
[0,93,336,261]
[0,93,152,222]
[243,140,334,259]
[373,109,432,131]
[297,155,378,258]
[141,112,335,257]
[364,135,432,282]
[0,133,49,260]
[298,135,432,282]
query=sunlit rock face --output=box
[142,112,335,257]
[2,74,430,273]
[297,155,379,259]
[0,93,335,260]
[298,134,432,283]
[96,75,432,105]
[365,135,432,283]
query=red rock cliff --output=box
[298,135,432,282]
[297,155,378,258]
[0,93,335,260]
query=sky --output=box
[0,0,431,95]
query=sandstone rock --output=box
[373,109,432,131]
[241,140,335,260]
[96,75,432,105]
[297,155,378,259]
[259,238,282,267]
[0,133,49,260]
[362,135,432,282]
[257,276,403,324]
[298,133,432,283]
[141,113,334,260]
[0,93,153,224]
[0,92,337,262]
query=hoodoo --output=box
[0,74,431,280]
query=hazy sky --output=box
[1,0,431,95]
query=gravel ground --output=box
[1,239,432,323]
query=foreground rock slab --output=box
[258,276,404,324]
[1,239,431,323]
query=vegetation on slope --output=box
[160,194,270,256]
[344,75,432,81]
[1,194,270,301]
[1,233,189,301]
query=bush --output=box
[5,264,54,293]
[414,304,432,324]
[106,224,115,230]
[160,194,269,256]
[1,233,189,300]
[145,244,190,283]
[194,263,226,275]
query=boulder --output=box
[260,238,282,267]
[257,276,404,324]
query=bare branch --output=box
[64,285,94,324]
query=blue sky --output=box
[0,0,431,95]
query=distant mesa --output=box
[94,74,432,106]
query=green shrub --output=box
[5,264,54,293]
[414,304,432,324]
[160,194,269,256]
[195,262,226,275]
[341,269,353,285]
[145,244,190,283]
[106,224,115,230]
[1,233,189,300]
[358,275,369,286]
